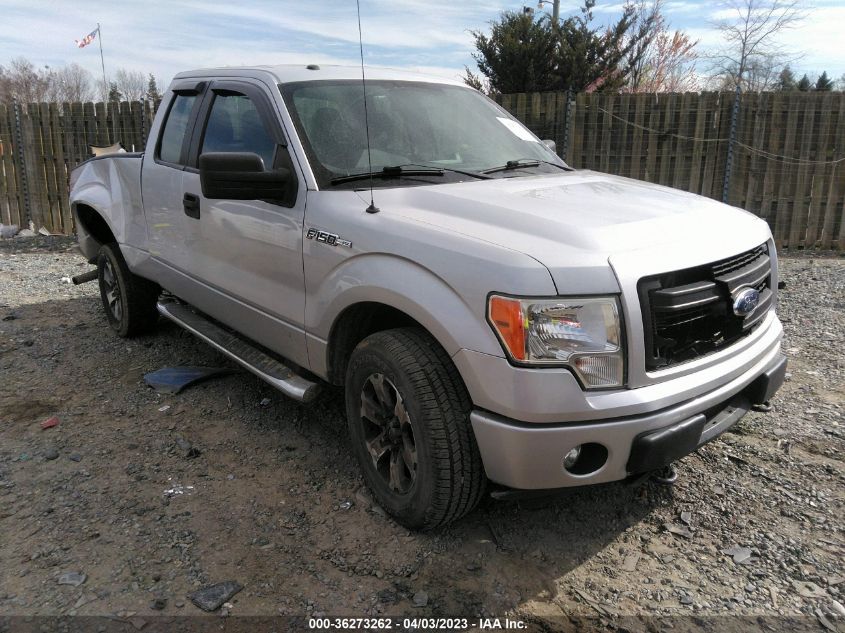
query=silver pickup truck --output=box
[69,65,786,529]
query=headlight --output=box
[487,295,625,388]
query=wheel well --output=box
[326,302,421,385]
[75,204,116,247]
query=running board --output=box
[156,299,321,404]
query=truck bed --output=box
[70,153,147,262]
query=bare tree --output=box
[623,0,664,91]
[0,57,51,102]
[113,68,147,101]
[710,0,806,90]
[651,31,699,92]
[0,57,162,104]
[706,53,785,91]
[742,53,783,90]
[623,1,699,92]
[46,63,95,102]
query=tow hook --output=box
[650,464,678,485]
[752,400,772,412]
[71,269,99,285]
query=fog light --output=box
[563,445,582,470]
[564,443,609,475]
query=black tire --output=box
[345,327,486,530]
[97,243,160,337]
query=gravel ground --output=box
[0,237,842,632]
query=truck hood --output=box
[370,170,772,293]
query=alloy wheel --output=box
[359,373,417,494]
[101,257,123,322]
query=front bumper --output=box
[470,344,786,490]
[455,312,783,424]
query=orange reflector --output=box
[489,296,526,360]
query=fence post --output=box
[140,99,147,147]
[722,85,741,204]
[11,99,31,227]
[561,86,573,159]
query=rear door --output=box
[142,81,206,270]
[178,78,309,367]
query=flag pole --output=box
[97,23,107,101]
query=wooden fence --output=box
[0,100,155,235]
[497,91,845,250]
[0,93,843,249]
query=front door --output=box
[178,79,309,368]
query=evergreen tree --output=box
[796,74,812,91]
[107,82,122,102]
[814,71,833,91]
[146,74,161,101]
[469,11,558,93]
[461,67,487,93]
[777,66,796,91]
[556,0,645,92]
[468,1,652,94]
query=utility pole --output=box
[537,0,561,25]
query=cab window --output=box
[158,94,196,165]
[201,92,276,169]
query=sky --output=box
[2,0,844,90]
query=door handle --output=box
[183,193,200,219]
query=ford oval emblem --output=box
[732,287,760,317]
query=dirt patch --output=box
[0,237,842,631]
[0,397,59,424]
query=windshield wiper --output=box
[416,164,493,180]
[481,158,569,174]
[331,165,445,185]
[331,163,491,185]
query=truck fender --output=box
[69,157,148,267]
[306,253,503,379]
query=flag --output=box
[74,27,98,48]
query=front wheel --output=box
[97,243,160,337]
[345,327,486,530]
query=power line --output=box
[595,105,845,166]
[735,143,845,166]
[596,106,725,143]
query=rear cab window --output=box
[157,94,197,165]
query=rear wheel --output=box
[97,243,160,337]
[345,327,486,530]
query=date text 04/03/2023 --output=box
[307,617,527,630]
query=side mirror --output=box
[542,139,556,153]
[199,152,290,200]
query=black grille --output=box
[638,244,773,371]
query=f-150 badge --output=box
[306,228,352,248]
